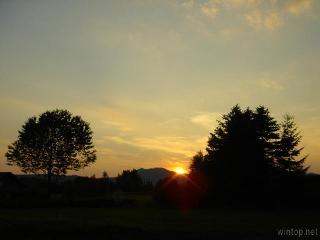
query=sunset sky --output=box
[1,0,319,177]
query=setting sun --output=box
[174,167,187,175]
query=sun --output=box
[174,167,187,175]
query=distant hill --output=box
[15,167,175,185]
[137,168,174,185]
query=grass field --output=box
[0,206,319,239]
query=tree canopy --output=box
[190,105,308,201]
[276,114,308,175]
[6,109,96,184]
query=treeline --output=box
[29,169,153,196]
[0,169,154,208]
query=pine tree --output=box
[205,105,280,181]
[205,105,275,194]
[276,114,308,175]
[253,106,280,166]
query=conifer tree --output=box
[276,114,308,175]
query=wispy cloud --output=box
[285,0,313,15]
[196,0,313,31]
[264,11,282,30]
[134,136,199,157]
[221,0,260,9]
[201,1,219,18]
[258,77,284,91]
[191,112,221,129]
[201,0,219,18]
[245,10,263,29]
[245,10,282,30]
[102,120,133,132]
[105,135,206,158]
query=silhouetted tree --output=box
[253,105,280,166]
[190,151,206,174]
[191,105,308,205]
[189,151,208,200]
[6,109,96,188]
[205,105,280,197]
[116,169,143,192]
[102,171,109,179]
[276,114,308,175]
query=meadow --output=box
[0,203,319,240]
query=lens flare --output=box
[174,167,186,175]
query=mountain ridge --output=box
[137,167,174,185]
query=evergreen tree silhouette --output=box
[276,114,308,175]
[190,105,308,205]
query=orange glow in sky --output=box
[174,167,187,175]
[0,1,319,177]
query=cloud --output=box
[285,0,313,15]
[245,10,282,30]
[197,0,313,31]
[134,136,199,157]
[245,10,263,29]
[105,135,206,158]
[243,0,313,30]
[191,112,221,129]
[258,78,284,91]
[87,139,192,176]
[102,120,133,132]
[201,1,219,18]
[221,0,260,8]
[263,11,282,30]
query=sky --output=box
[0,0,319,177]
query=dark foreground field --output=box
[0,206,319,240]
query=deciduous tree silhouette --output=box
[6,109,96,188]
